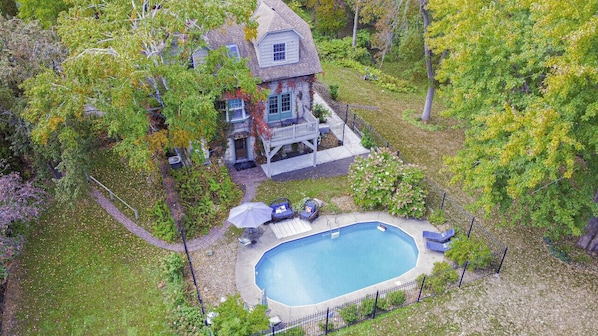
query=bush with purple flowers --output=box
[348,148,427,218]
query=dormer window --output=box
[273,43,286,61]
[226,44,240,61]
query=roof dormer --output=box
[252,3,301,68]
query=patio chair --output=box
[269,197,294,222]
[299,198,319,222]
[425,240,452,253]
[238,237,252,246]
[422,228,455,243]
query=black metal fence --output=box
[257,104,508,335]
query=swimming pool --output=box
[255,221,419,306]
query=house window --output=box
[268,93,292,121]
[226,44,240,61]
[273,43,286,61]
[221,98,247,122]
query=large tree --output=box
[0,164,47,282]
[307,0,346,37]
[0,17,66,171]
[22,0,263,201]
[428,0,598,245]
[17,0,71,28]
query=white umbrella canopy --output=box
[227,202,272,229]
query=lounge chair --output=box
[426,240,452,253]
[422,228,455,243]
[269,197,294,222]
[299,199,319,222]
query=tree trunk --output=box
[420,0,434,122]
[352,5,359,48]
[578,189,598,253]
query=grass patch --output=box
[402,109,444,131]
[12,149,170,334]
[254,176,349,213]
[332,299,459,335]
[89,149,162,234]
[318,61,470,201]
[13,197,169,334]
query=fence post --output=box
[325,307,330,335]
[459,261,469,288]
[440,192,446,209]
[372,291,379,319]
[467,217,475,238]
[180,228,206,317]
[417,276,426,302]
[352,113,356,131]
[496,247,508,274]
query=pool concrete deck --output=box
[236,211,444,322]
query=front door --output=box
[234,138,248,162]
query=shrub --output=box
[329,83,339,100]
[339,304,359,325]
[315,36,371,64]
[360,128,377,149]
[149,199,178,242]
[446,235,494,270]
[172,164,242,236]
[159,253,205,334]
[416,261,459,295]
[213,294,269,336]
[428,209,446,225]
[278,327,306,336]
[318,320,334,332]
[386,290,406,307]
[312,103,331,123]
[359,295,376,317]
[348,148,427,218]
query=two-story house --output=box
[196,0,322,177]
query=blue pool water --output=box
[255,221,418,306]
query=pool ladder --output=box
[327,218,341,239]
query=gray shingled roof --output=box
[205,0,322,83]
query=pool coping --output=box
[235,211,445,322]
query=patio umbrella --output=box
[227,202,272,229]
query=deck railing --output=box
[261,111,319,148]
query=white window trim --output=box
[226,44,241,61]
[273,43,286,62]
[225,98,249,123]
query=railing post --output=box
[180,227,206,317]
[417,276,426,302]
[459,261,469,288]
[133,209,139,221]
[467,217,475,238]
[372,291,379,319]
[496,247,508,274]
[325,307,330,335]
[109,191,114,201]
[440,192,446,209]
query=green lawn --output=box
[318,62,469,199]
[254,176,349,212]
[12,150,170,335]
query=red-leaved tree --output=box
[0,169,47,281]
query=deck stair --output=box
[271,217,312,239]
